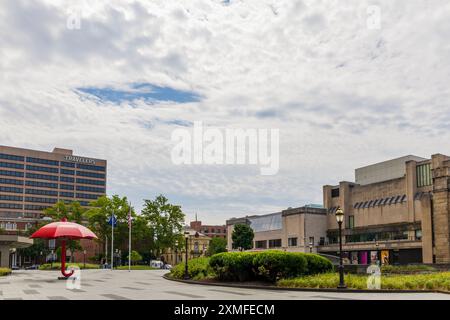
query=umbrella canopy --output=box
[30,218,98,278]
[30,220,97,240]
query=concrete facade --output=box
[320,153,450,264]
[226,206,327,253]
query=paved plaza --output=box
[0,270,449,300]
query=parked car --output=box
[150,260,164,269]
[25,264,40,270]
[163,264,172,270]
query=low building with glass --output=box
[226,205,328,253]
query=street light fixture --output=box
[335,207,347,289]
[184,231,190,280]
[175,240,179,265]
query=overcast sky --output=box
[1,0,449,225]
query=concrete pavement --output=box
[0,269,449,300]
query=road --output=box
[0,269,449,300]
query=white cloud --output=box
[1,0,450,224]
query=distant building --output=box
[226,205,327,253]
[162,229,211,266]
[190,218,227,239]
[0,145,107,268]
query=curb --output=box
[163,274,450,295]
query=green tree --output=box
[207,237,227,256]
[232,224,254,250]
[43,201,86,223]
[141,195,185,257]
[85,195,135,262]
[128,250,143,265]
[41,201,88,262]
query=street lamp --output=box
[83,250,87,269]
[184,231,190,280]
[175,240,179,265]
[335,207,347,289]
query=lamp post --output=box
[309,242,313,253]
[175,240,179,265]
[184,231,190,280]
[83,250,86,269]
[335,207,347,289]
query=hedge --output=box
[209,251,333,283]
[0,268,11,276]
[170,257,214,280]
[209,252,257,281]
[39,263,100,270]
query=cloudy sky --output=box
[1,0,449,225]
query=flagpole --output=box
[111,210,114,271]
[128,202,132,272]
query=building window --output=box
[348,216,355,229]
[255,240,267,249]
[417,163,432,187]
[268,239,282,248]
[288,237,297,247]
[415,230,422,241]
[319,237,325,245]
[331,188,340,198]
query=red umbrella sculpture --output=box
[30,218,98,278]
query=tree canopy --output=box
[231,224,254,250]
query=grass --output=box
[277,272,450,291]
[39,263,100,270]
[0,268,11,276]
[116,265,157,270]
[381,264,437,274]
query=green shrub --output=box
[209,252,256,281]
[116,265,157,270]
[39,263,100,270]
[170,257,214,280]
[0,268,11,276]
[304,253,334,274]
[252,251,308,282]
[209,251,332,283]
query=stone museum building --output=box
[227,154,450,265]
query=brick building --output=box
[190,219,227,239]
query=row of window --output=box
[76,193,102,199]
[26,189,58,196]
[0,161,24,169]
[61,169,75,175]
[0,177,107,191]
[25,204,52,211]
[0,195,23,201]
[76,178,105,186]
[26,157,59,166]
[77,164,106,172]
[0,156,106,172]
[26,172,59,181]
[0,169,24,177]
[76,171,105,179]
[60,176,75,183]
[0,203,23,209]
[254,239,282,249]
[26,165,59,173]
[0,153,24,162]
[25,197,58,204]
[0,186,23,193]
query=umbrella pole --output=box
[61,240,74,278]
